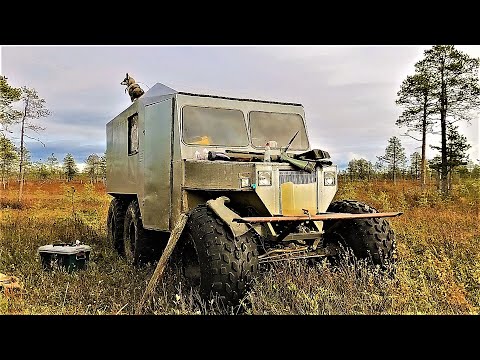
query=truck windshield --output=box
[182,106,249,146]
[250,111,309,150]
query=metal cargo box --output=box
[38,243,91,273]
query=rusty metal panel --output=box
[106,102,141,195]
[255,163,280,215]
[169,98,183,230]
[139,83,177,106]
[317,165,338,213]
[142,99,173,230]
[206,197,250,237]
[136,105,146,213]
[184,160,255,190]
[170,159,183,229]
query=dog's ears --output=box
[126,73,129,79]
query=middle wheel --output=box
[123,199,149,265]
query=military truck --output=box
[106,83,401,305]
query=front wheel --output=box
[179,204,259,306]
[323,200,396,270]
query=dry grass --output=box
[0,179,478,315]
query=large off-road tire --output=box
[323,200,396,270]
[123,199,150,265]
[107,197,127,254]
[179,204,259,306]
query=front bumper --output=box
[232,211,403,223]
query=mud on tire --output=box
[323,200,396,270]
[179,204,259,306]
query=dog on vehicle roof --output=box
[121,73,145,102]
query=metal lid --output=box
[38,244,91,255]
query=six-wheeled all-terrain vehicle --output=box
[106,83,401,305]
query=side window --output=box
[128,113,139,155]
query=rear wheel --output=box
[123,199,150,265]
[179,204,259,306]
[323,200,396,270]
[107,197,127,254]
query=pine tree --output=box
[0,76,22,134]
[418,45,480,195]
[99,152,107,184]
[429,123,471,190]
[0,136,18,189]
[46,153,59,180]
[19,147,32,181]
[63,153,78,182]
[409,152,422,180]
[85,153,101,183]
[17,87,50,201]
[377,136,406,185]
[374,161,385,180]
[396,64,436,188]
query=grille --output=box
[279,170,317,185]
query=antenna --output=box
[284,130,299,153]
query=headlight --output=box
[258,171,272,186]
[240,177,250,188]
[324,171,336,186]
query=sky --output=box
[1,45,479,170]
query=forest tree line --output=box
[344,129,478,187]
[0,141,106,188]
[1,129,478,189]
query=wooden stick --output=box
[135,213,188,315]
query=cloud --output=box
[2,45,479,168]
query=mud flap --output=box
[206,196,250,238]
